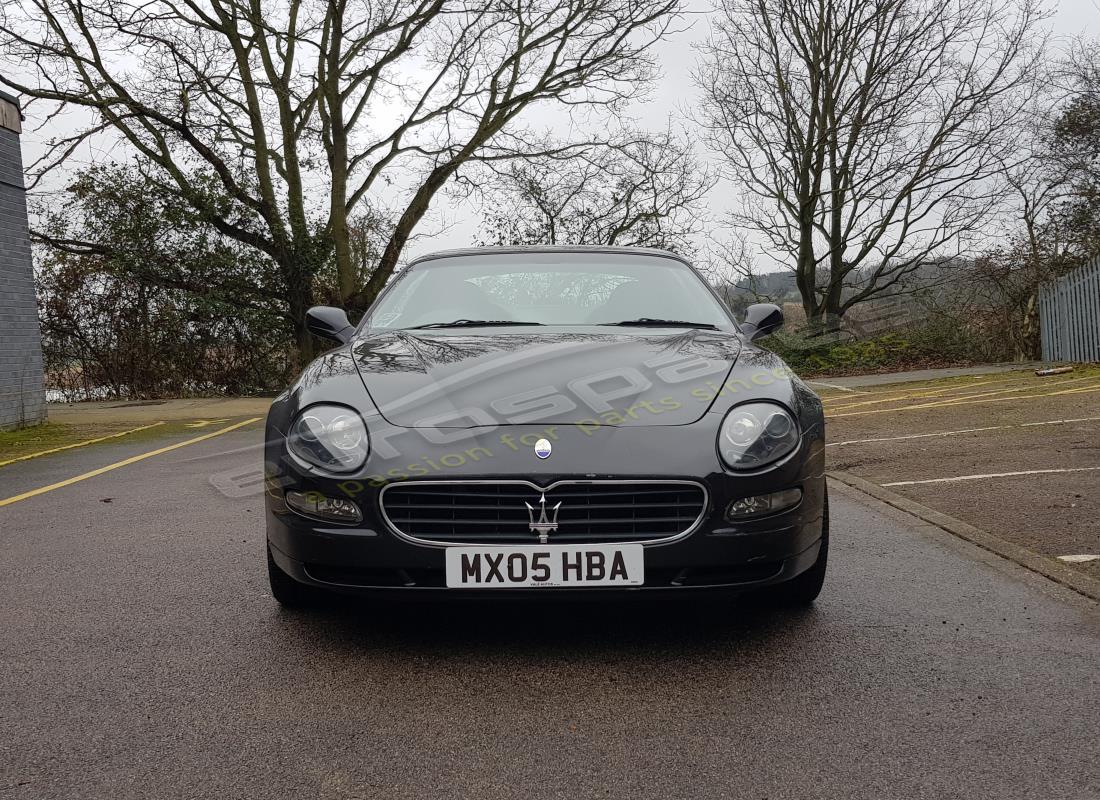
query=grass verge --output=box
[0,420,186,465]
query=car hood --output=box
[351,328,743,428]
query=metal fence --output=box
[1039,256,1100,363]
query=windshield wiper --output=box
[601,318,720,330]
[409,319,543,329]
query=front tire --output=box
[759,487,829,606]
[267,545,327,608]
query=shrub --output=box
[763,318,996,378]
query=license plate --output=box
[445,544,644,588]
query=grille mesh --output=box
[381,481,706,544]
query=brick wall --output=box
[0,91,46,429]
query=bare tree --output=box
[696,231,786,320]
[967,39,1100,358]
[695,0,1047,330]
[1047,38,1100,264]
[1,0,680,359]
[472,129,712,253]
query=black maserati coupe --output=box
[263,246,827,606]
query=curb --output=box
[828,470,1100,604]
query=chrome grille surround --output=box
[378,479,709,547]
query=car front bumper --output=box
[261,446,822,598]
[267,531,823,596]
[265,419,826,595]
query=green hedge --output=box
[762,320,997,378]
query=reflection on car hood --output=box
[351,328,743,428]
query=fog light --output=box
[726,487,802,520]
[285,490,362,523]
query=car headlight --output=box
[718,402,799,470]
[287,404,369,472]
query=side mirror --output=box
[741,303,784,341]
[306,306,355,344]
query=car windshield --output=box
[364,252,734,331]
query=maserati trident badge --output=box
[525,493,561,544]
[534,438,552,459]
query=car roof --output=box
[405,245,694,268]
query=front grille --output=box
[380,480,707,544]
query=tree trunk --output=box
[283,254,317,370]
[795,220,820,325]
[352,158,467,314]
[324,0,355,305]
[822,281,844,333]
[1018,291,1040,360]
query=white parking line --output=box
[883,466,1100,487]
[1020,416,1100,427]
[828,425,1005,447]
[1057,555,1100,563]
[808,381,867,394]
[827,416,1100,447]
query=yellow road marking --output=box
[819,376,1012,403]
[0,417,261,508]
[828,383,1100,418]
[918,375,1096,405]
[826,375,1094,412]
[882,378,1099,414]
[0,421,167,468]
[824,380,1000,410]
[827,375,1092,415]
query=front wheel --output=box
[267,545,327,609]
[758,488,829,607]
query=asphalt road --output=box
[2,425,1099,799]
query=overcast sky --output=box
[411,0,1100,264]
[12,0,1100,270]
